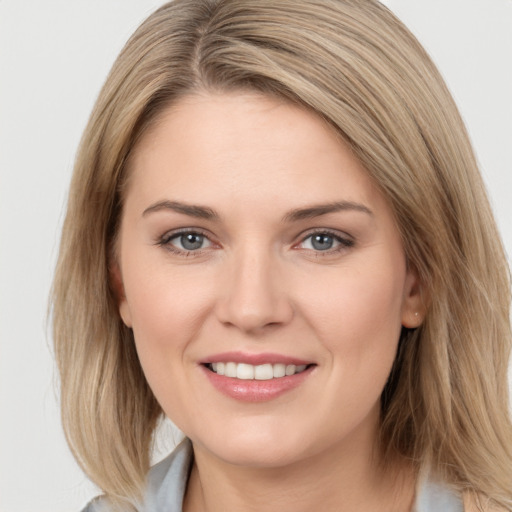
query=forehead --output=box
[124,91,384,215]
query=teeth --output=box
[273,363,286,378]
[209,362,309,380]
[237,363,254,380]
[225,362,237,378]
[285,364,296,376]
[255,364,273,380]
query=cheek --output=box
[121,259,215,375]
[297,258,406,366]
[293,260,406,431]
[124,253,212,327]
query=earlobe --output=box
[401,267,427,328]
[110,261,133,328]
[119,300,133,329]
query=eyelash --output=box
[295,229,354,255]
[156,228,213,257]
[156,229,354,257]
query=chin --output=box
[192,424,312,469]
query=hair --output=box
[52,0,512,510]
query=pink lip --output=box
[199,352,316,402]
[202,351,312,366]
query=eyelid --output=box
[158,226,210,242]
[156,227,218,255]
[155,227,354,257]
[294,228,355,252]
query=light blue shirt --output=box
[83,439,464,512]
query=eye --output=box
[298,231,354,252]
[159,230,212,253]
[304,233,336,251]
[175,232,210,251]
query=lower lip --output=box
[201,365,314,402]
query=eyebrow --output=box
[142,199,373,222]
[142,200,219,220]
[282,201,373,222]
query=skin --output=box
[115,92,424,512]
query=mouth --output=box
[200,353,316,402]
[204,362,311,380]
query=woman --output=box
[52,1,512,511]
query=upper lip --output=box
[202,351,314,366]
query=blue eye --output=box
[310,233,335,250]
[161,231,212,252]
[177,233,207,250]
[299,232,353,252]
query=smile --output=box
[207,362,309,380]
[201,355,316,402]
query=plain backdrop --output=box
[0,1,511,511]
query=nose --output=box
[215,246,294,334]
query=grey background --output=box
[1,1,511,510]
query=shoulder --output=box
[79,438,193,512]
[415,478,464,512]
[463,491,509,512]
[414,471,510,512]
[145,438,193,511]
[80,496,112,512]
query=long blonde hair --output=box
[52,0,512,509]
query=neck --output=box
[183,422,416,512]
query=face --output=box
[115,92,423,468]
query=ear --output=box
[401,265,427,328]
[110,261,133,328]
